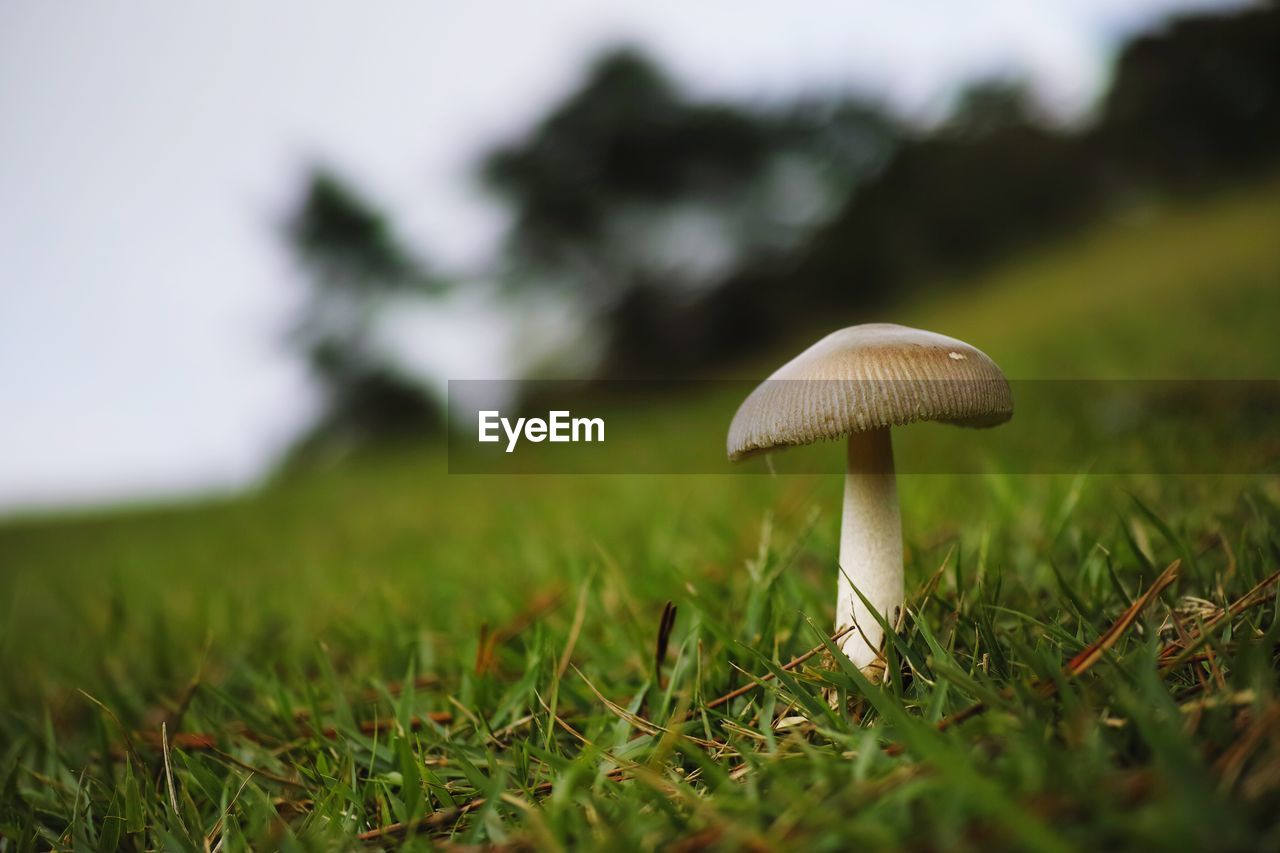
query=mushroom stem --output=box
[835,427,903,671]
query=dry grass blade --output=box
[557,581,591,679]
[1064,559,1181,677]
[1158,569,1280,674]
[77,689,144,768]
[204,746,306,790]
[205,772,253,852]
[704,624,857,711]
[161,723,178,815]
[357,805,471,842]
[888,559,1181,753]
[573,665,722,749]
[572,665,663,737]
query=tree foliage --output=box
[481,5,1280,377]
[285,169,443,459]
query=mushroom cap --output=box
[727,323,1012,461]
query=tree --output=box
[1099,4,1280,187]
[285,168,445,458]
[481,47,897,375]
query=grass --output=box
[2,180,1280,850]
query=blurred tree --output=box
[1099,4,1280,187]
[686,4,1280,365]
[481,48,898,375]
[791,80,1105,294]
[943,80,1042,139]
[285,168,445,459]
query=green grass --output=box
[2,181,1280,850]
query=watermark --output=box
[478,410,605,452]
[448,379,1280,474]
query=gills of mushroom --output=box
[726,323,1012,678]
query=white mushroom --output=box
[727,323,1012,672]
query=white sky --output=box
[0,0,1245,513]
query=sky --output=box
[0,0,1246,514]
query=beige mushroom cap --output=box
[727,323,1012,461]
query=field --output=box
[2,181,1280,850]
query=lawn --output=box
[2,181,1279,850]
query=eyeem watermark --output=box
[451,379,1280,473]
[478,410,605,453]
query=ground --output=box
[1,181,1279,850]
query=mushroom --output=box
[727,323,1011,673]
